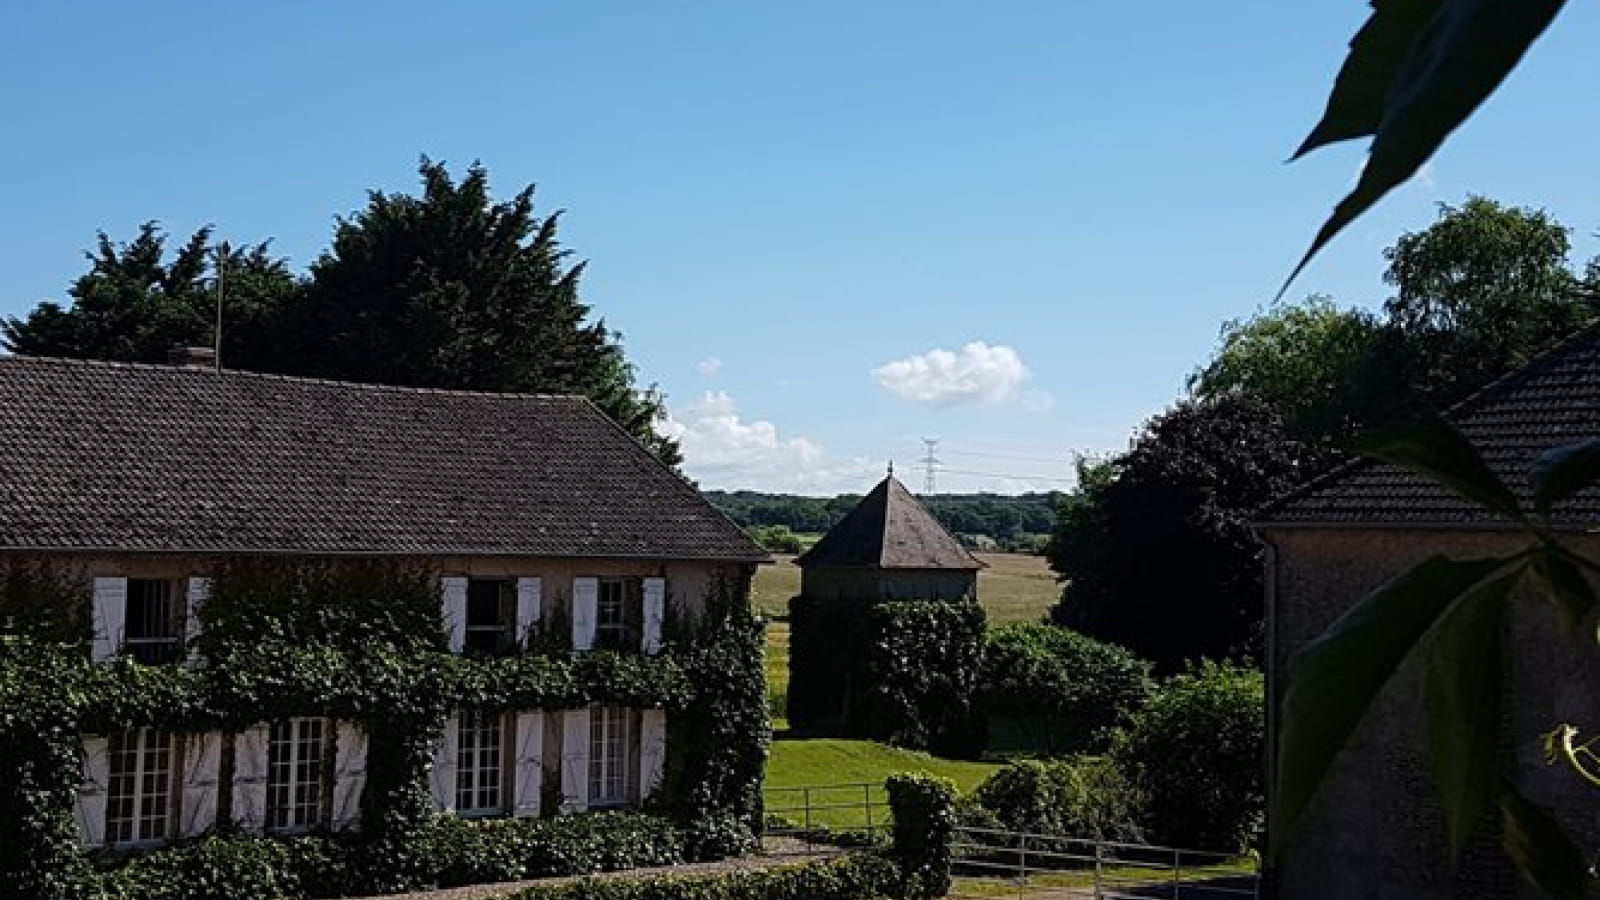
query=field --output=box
[764,738,1001,828]
[752,552,1058,623]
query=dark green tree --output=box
[1,223,299,370]
[1047,393,1314,671]
[289,159,679,464]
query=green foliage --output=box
[857,602,987,758]
[1111,662,1264,852]
[786,594,866,735]
[507,853,902,900]
[0,160,679,465]
[424,813,686,888]
[978,624,1152,755]
[707,490,1059,545]
[884,774,956,899]
[0,559,91,646]
[1274,416,1600,895]
[969,758,1146,844]
[1284,0,1567,292]
[746,525,804,555]
[1047,393,1313,670]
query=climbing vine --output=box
[0,559,766,899]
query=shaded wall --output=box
[799,567,977,603]
[1263,528,1600,900]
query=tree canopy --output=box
[1,160,679,465]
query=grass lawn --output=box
[764,738,1001,829]
[765,621,790,730]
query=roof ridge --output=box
[1257,320,1600,524]
[2,354,588,403]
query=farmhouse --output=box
[1258,327,1600,898]
[0,353,766,849]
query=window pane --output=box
[456,710,503,814]
[268,718,325,832]
[125,580,181,664]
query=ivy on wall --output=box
[0,559,766,899]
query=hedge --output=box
[507,854,901,900]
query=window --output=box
[455,710,505,815]
[465,579,515,655]
[594,578,642,651]
[588,707,635,807]
[105,729,174,846]
[124,579,182,664]
[267,718,326,832]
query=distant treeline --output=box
[705,490,1060,541]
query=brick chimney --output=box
[167,345,218,369]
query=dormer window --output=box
[465,579,516,655]
[124,579,182,665]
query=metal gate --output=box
[950,824,1259,900]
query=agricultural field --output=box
[751,552,1058,622]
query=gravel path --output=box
[353,842,838,900]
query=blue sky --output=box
[4,3,1599,494]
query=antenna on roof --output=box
[214,240,228,372]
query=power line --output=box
[941,448,1073,464]
[921,437,940,495]
[932,466,1078,486]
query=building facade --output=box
[0,355,766,851]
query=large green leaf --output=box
[1531,438,1600,519]
[1348,414,1522,521]
[1282,0,1568,295]
[1531,545,1599,631]
[1292,0,1445,159]
[1424,566,1519,851]
[1500,780,1593,899]
[1274,554,1510,851]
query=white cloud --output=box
[872,342,1031,406]
[660,391,881,492]
[696,357,723,377]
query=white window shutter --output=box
[431,716,459,813]
[185,578,212,659]
[559,709,591,814]
[91,578,127,661]
[512,711,545,818]
[332,722,368,831]
[641,578,666,654]
[77,736,110,848]
[179,732,220,837]
[441,577,469,653]
[232,725,270,834]
[571,578,598,652]
[515,577,542,649]
[638,709,667,803]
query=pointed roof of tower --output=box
[796,475,984,570]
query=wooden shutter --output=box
[431,716,459,813]
[332,722,367,831]
[232,724,270,834]
[512,711,545,818]
[515,577,542,649]
[179,731,221,837]
[641,578,666,654]
[571,578,598,651]
[638,709,667,804]
[91,578,127,661]
[185,577,211,660]
[77,736,110,847]
[560,709,591,814]
[441,577,469,653]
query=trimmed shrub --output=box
[857,603,987,757]
[1111,661,1264,852]
[980,624,1153,755]
[507,853,900,900]
[427,812,686,887]
[969,758,1145,844]
[885,773,956,899]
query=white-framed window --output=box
[455,710,506,815]
[594,579,642,652]
[124,579,182,664]
[588,707,635,807]
[267,718,327,832]
[465,579,516,655]
[105,729,175,846]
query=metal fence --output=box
[950,825,1258,900]
[763,782,890,856]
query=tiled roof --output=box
[0,356,767,560]
[1261,325,1600,528]
[796,475,983,570]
